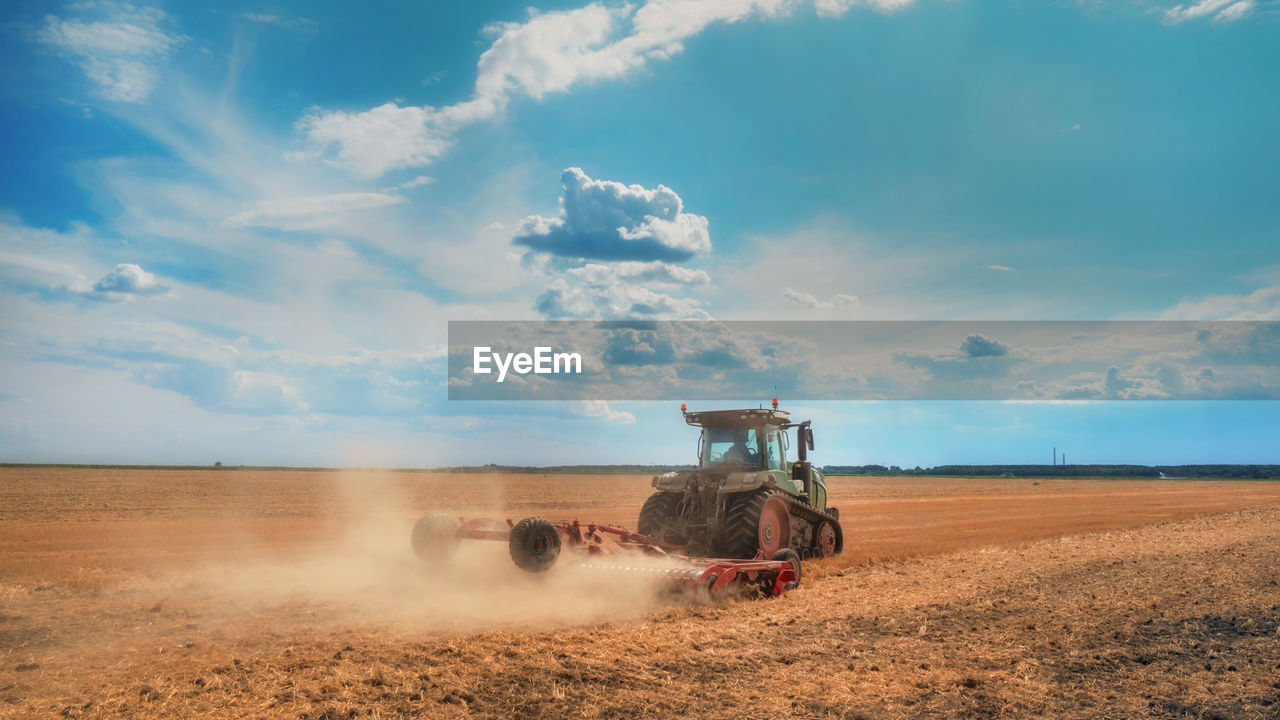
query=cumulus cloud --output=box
[574,399,636,424]
[1103,365,1138,396]
[782,288,859,309]
[534,278,710,319]
[37,4,181,102]
[513,168,710,262]
[1164,0,1254,23]
[92,263,167,295]
[64,263,169,301]
[221,192,406,231]
[298,1,799,178]
[562,261,711,287]
[959,334,1009,358]
[298,103,450,179]
[515,168,713,319]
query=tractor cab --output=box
[699,426,789,470]
[680,403,824,511]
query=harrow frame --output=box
[412,514,801,598]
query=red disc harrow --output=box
[411,513,802,598]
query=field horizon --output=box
[3,461,1278,480]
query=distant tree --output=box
[214,461,222,467]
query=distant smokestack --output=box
[1053,447,1056,467]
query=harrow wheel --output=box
[771,547,802,591]
[722,490,792,559]
[508,517,562,573]
[411,512,462,562]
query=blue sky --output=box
[1,0,1277,466]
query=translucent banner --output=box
[446,321,1280,401]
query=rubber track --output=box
[722,488,844,558]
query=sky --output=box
[1,0,1277,467]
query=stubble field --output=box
[2,467,1279,719]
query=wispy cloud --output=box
[297,1,838,178]
[987,264,1014,272]
[36,4,181,102]
[1164,0,1255,24]
[782,288,859,309]
[379,175,435,193]
[1160,285,1280,320]
[221,193,407,231]
[240,13,318,31]
[815,0,915,18]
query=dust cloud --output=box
[162,470,683,631]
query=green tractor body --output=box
[639,405,843,560]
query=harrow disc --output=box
[411,513,462,562]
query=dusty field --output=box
[2,467,1279,719]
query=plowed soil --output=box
[2,467,1278,719]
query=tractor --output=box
[638,401,843,560]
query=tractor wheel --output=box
[721,491,792,559]
[638,492,683,543]
[508,517,562,573]
[411,512,461,562]
[771,547,802,590]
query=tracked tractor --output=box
[638,401,843,560]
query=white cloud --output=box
[1160,285,1280,320]
[574,399,636,424]
[512,168,714,319]
[987,264,1014,272]
[958,334,1009,358]
[91,263,168,295]
[514,167,711,262]
[221,192,407,231]
[380,175,435,192]
[815,0,915,18]
[37,5,181,102]
[1213,0,1255,21]
[534,277,710,319]
[1164,0,1254,23]
[298,103,450,180]
[299,0,803,178]
[240,13,317,31]
[782,287,859,309]
[59,263,170,301]
[565,261,711,287]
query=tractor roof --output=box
[683,408,791,428]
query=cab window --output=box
[702,427,762,468]
[764,430,784,470]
